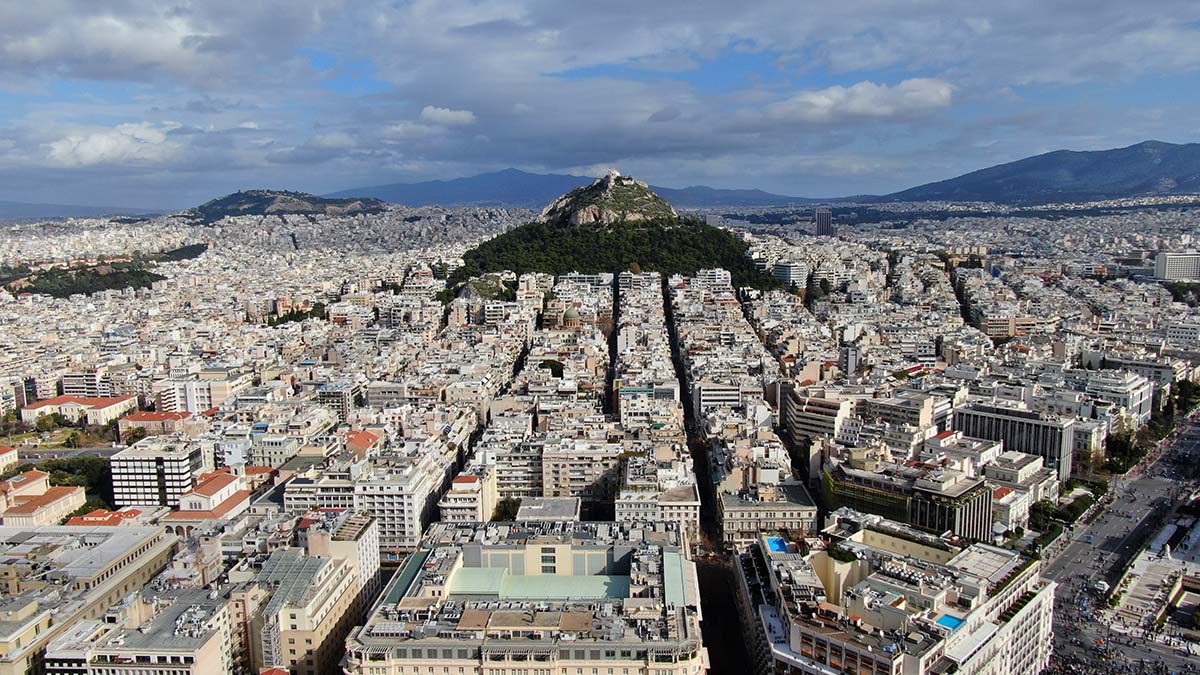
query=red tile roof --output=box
[934,430,957,440]
[0,470,48,495]
[993,486,1014,500]
[66,508,142,526]
[345,430,380,450]
[187,471,239,497]
[24,395,136,410]
[7,486,83,515]
[164,490,252,522]
[452,475,480,484]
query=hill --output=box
[538,170,677,225]
[449,172,782,291]
[186,190,387,224]
[887,141,1200,204]
[327,168,806,208]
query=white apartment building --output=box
[1155,251,1200,280]
[111,437,208,507]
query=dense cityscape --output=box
[0,179,1198,675]
[6,3,1200,674]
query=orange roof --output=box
[66,508,142,526]
[993,486,1014,499]
[123,411,191,422]
[0,447,15,456]
[7,486,83,515]
[452,475,480,484]
[345,430,380,450]
[934,430,957,440]
[187,472,239,497]
[0,470,48,495]
[164,490,252,522]
[244,466,276,475]
[24,394,135,410]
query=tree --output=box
[492,497,522,521]
[35,415,56,432]
[122,427,148,445]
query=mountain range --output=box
[887,140,1200,204]
[328,141,1200,208]
[325,168,814,208]
[4,140,1200,220]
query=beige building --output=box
[736,510,1056,675]
[344,521,709,675]
[0,526,177,675]
[239,549,361,675]
[43,589,235,675]
[19,394,138,427]
[1,485,85,526]
[437,468,499,523]
[0,448,16,473]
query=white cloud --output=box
[311,131,356,148]
[46,122,180,167]
[382,121,440,141]
[765,78,954,124]
[419,105,476,126]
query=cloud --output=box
[5,0,1200,207]
[419,106,476,126]
[46,122,181,167]
[765,79,954,124]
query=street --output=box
[1045,418,1200,674]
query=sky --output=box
[2,1,1200,210]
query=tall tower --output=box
[814,207,834,236]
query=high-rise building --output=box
[952,403,1075,479]
[110,436,207,507]
[814,206,834,236]
[1154,251,1200,280]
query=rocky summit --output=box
[537,170,678,226]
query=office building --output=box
[814,207,834,236]
[1154,251,1200,280]
[343,521,708,675]
[952,403,1075,480]
[110,436,208,508]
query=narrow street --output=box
[661,276,750,675]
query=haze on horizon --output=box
[1,0,1199,210]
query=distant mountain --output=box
[887,141,1200,204]
[328,168,807,208]
[185,189,387,224]
[0,200,152,220]
[652,185,818,207]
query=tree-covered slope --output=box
[187,189,386,224]
[452,216,779,290]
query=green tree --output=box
[492,497,522,521]
[122,426,148,445]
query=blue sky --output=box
[1,0,1199,209]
